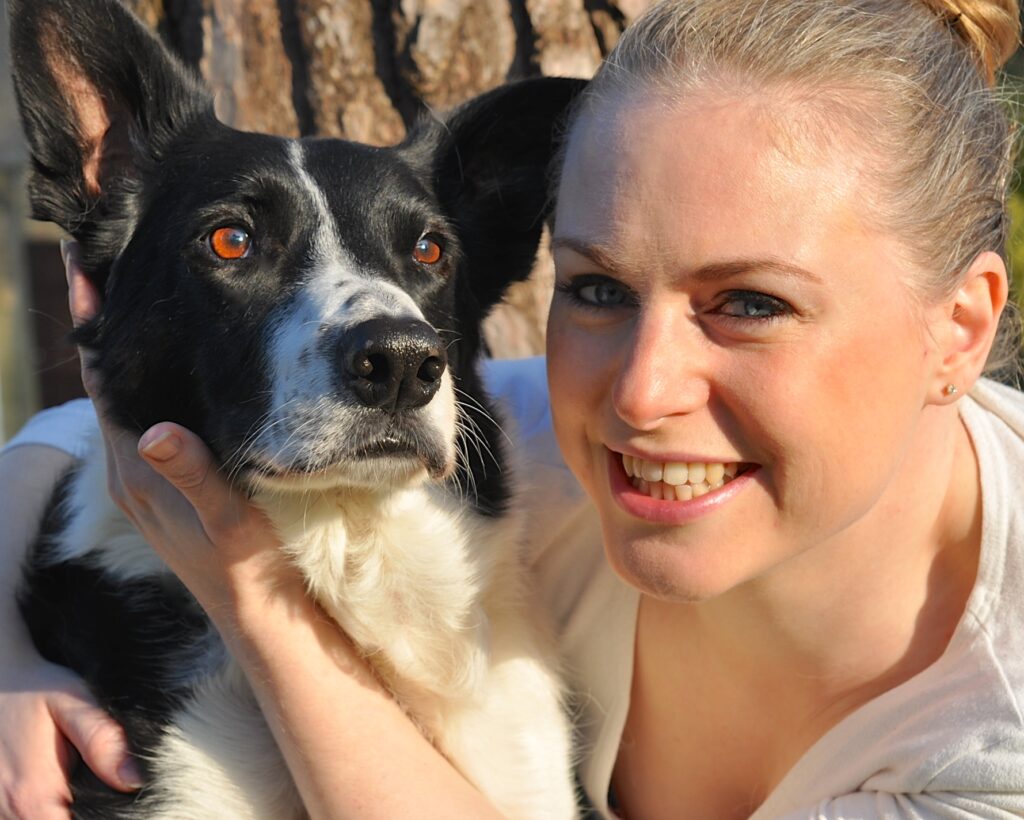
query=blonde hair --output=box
[573,0,1022,372]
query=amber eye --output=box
[413,234,443,265]
[209,227,252,260]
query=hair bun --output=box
[920,0,1021,84]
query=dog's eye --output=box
[413,235,443,265]
[209,227,252,260]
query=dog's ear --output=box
[8,0,212,241]
[413,77,587,314]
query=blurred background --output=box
[0,0,1022,443]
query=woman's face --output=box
[547,89,947,602]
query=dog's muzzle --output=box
[339,318,447,412]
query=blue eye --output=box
[557,275,635,310]
[716,291,791,321]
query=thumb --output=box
[48,690,142,793]
[137,422,247,531]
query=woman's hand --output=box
[0,653,142,819]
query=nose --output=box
[339,318,447,411]
[612,307,710,429]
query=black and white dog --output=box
[9,0,583,816]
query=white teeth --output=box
[662,462,689,485]
[622,453,745,501]
[640,460,663,482]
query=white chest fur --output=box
[52,441,577,818]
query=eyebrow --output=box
[550,236,823,285]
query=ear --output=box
[409,77,587,314]
[928,251,1009,402]
[8,0,212,257]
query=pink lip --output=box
[607,449,758,525]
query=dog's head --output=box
[9,0,583,510]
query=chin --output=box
[600,526,749,604]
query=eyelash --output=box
[555,275,637,311]
[712,290,792,324]
[556,276,792,324]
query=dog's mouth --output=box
[229,429,452,493]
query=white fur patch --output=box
[52,434,171,579]
[147,662,303,820]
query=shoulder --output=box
[1,399,97,460]
[480,356,555,454]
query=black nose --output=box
[339,318,447,411]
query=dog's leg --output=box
[146,662,306,820]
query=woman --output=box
[3,0,1024,816]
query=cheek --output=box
[546,310,605,487]
[750,318,931,530]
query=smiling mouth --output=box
[620,453,753,501]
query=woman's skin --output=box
[548,89,1004,817]
[0,81,1008,818]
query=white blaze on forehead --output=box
[288,140,343,262]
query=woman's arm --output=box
[0,444,142,819]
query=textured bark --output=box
[133,0,655,355]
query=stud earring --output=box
[944,384,958,396]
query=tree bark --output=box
[125,0,654,356]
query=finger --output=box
[47,692,142,793]
[61,241,101,329]
[138,423,249,533]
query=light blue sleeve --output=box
[1,399,98,460]
[479,356,555,449]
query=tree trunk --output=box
[123,0,653,356]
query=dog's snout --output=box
[340,318,447,411]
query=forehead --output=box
[554,89,881,276]
[156,130,432,220]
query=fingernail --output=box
[118,757,144,789]
[139,430,180,461]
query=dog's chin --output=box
[240,447,453,495]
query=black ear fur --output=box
[408,77,587,316]
[7,0,212,279]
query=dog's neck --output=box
[255,481,521,703]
